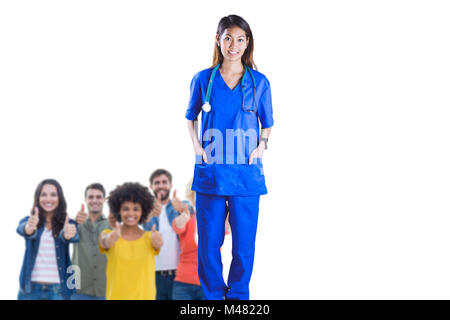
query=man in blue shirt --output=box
[143,169,193,300]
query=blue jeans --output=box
[173,281,205,300]
[18,282,66,300]
[155,272,176,300]
[71,293,105,300]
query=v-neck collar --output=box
[217,68,245,92]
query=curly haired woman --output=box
[99,182,163,300]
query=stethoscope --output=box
[201,64,257,113]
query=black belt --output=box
[156,270,176,276]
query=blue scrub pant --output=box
[196,192,260,300]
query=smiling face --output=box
[119,201,142,226]
[39,184,59,214]
[216,26,249,63]
[85,188,105,214]
[151,174,172,201]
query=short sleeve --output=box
[98,229,112,255]
[185,73,203,121]
[257,85,274,129]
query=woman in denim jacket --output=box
[17,179,79,300]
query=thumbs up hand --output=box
[150,224,163,250]
[180,204,191,221]
[25,207,40,235]
[76,204,88,225]
[63,215,77,240]
[108,221,121,246]
[108,211,117,229]
[150,193,162,217]
[171,189,184,213]
[174,204,191,229]
[100,220,121,250]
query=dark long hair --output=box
[212,15,257,70]
[31,179,68,237]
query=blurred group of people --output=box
[17,168,229,300]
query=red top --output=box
[172,215,200,286]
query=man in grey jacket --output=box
[71,183,110,300]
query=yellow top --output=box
[99,229,159,300]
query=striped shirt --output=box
[31,228,60,284]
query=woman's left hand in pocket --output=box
[249,144,265,165]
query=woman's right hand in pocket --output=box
[194,144,208,163]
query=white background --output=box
[1,0,449,300]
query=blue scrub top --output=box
[186,66,274,196]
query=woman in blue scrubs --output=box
[186,15,274,300]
